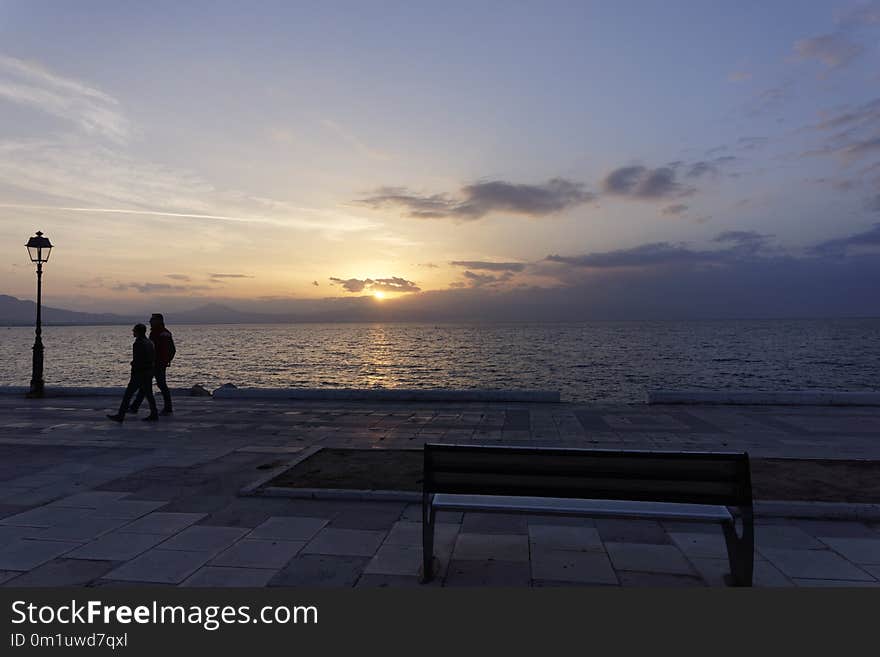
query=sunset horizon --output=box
[2,1,880,319]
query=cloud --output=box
[869,195,880,212]
[462,270,514,287]
[0,140,377,235]
[112,282,210,294]
[357,178,595,221]
[450,261,526,272]
[0,54,129,142]
[546,243,720,270]
[794,33,864,71]
[545,231,775,272]
[329,277,372,293]
[661,204,689,216]
[601,166,694,200]
[329,276,421,294]
[209,273,254,279]
[312,280,319,286]
[811,222,880,256]
[165,274,191,281]
[685,156,738,179]
[371,277,421,293]
[713,230,773,254]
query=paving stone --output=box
[91,500,168,519]
[605,542,695,575]
[364,544,432,577]
[527,525,603,552]
[31,516,132,541]
[3,558,116,587]
[248,517,328,542]
[595,519,670,545]
[792,578,880,587]
[687,557,793,587]
[795,520,880,539]
[452,533,530,562]
[818,538,880,565]
[401,504,462,524]
[119,512,207,535]
[861,565,880,579]
[330,509,405,531]
[0,571,21,584]
[303,528,386,557]
[48,491,131,508]
[460,513,529,535]
[668,532,730,559]
[760,548,876,581]
[67,532,168,561]
[0,526,35,544]
[530,549,618,585]
[159,526,248,554]
[355,574,425,588]
[444,559,532,586]
[384,521,459,549]
[755,525,825,550]
[211,539,305,569]
[617,572,705,587]
[532,579,611,587]
[0,506,93,528]
[268,554,370,587]
[0,539,81,570]
[196,498,295,528]
[103,549,212,584]
[181,566,276,587]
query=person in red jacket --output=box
[129,313,175,415]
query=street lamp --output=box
[25,231,52,398]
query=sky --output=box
[1,0,879,319]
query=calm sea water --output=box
[1,320,878,402]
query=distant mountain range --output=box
[0,295,297,325]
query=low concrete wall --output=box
[213,387,561,403]
[647,390,880,406]
[0,386,204,397]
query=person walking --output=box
[107,323,159,422]
[128,313,175,415]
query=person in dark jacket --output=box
[107,323,159,422]
[128,313,175,415]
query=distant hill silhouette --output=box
[0,295,302,325]
[0,295,135,325]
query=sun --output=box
[373,291,386,300]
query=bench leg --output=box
[722,511,754,587]
[422,502,435,583]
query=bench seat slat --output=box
[432,494,734,522]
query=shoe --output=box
[106,414,124,422]
[127,406,139,413]
[160,408,173,416]
[142,414,159,422]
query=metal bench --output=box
[422,443,754,586]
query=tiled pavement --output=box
[0,395,878,587]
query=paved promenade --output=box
[0,396,878,587]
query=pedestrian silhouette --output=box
[128,313,175,415]
[107,323,158,422]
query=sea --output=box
[0,320,878,403]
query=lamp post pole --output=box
[30,258,44,397]
[26,231,52,398]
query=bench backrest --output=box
[423,444,752,507]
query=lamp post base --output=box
[26,382,45,398]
